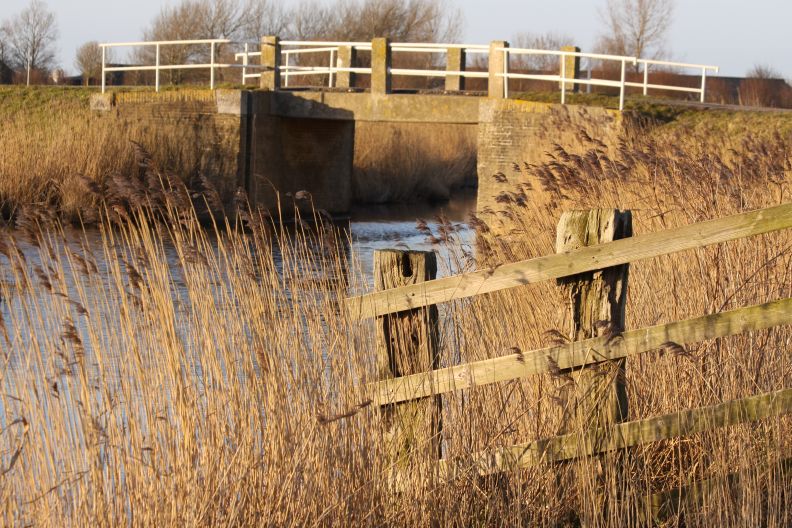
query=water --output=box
[347,189,477,279]
[0,189,477,395]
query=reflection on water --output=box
[348,189,477,280]
[0,188,476,365]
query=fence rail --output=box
[436,388,792,480]
[370,297,792,405]
[100,36,719,109]
[346,202,792,319]
[352,202,792,505]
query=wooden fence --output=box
[345,202,792,518]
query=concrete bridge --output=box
[95,37,718,217]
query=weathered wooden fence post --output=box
[556,209,631,431]
[555,208,631,517]
[375,249,442,468]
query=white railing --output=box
[99,39,265,93]
[499,48,719,110]
[634,58,719,101]
[102,38,720,111]
[279,41,370,88]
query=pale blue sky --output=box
[1,0,790,78]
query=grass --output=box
[0,86,238,225]
[0,87,479,223]
[0,88,790,526]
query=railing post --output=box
[371,37,391,94]
[242,43,249,84]
[328,48,336,88]
[643,62,649,96]
[375,249,442,469]
[445,46,465,92]
[283,50,290,88]
[556,209,631,518]
[260,35,281,91]
[155,43,160,92]
[559,45,580,93]
[561,53,566,105]
[488,40,508,99]
[101,45,106,93]
[619,59,626,110]
[210,41,216,89]
[336,45,356,89]
[700,67,707,103]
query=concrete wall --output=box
[270,91,480,124]
[245,91,354,215]
[90,89,625,223]
[90,90,244,208]
[477,99,622,231]
[247,92,354,214]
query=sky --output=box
[1,0,790,79]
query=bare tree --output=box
[137,0,291,83]
[740,64,784,108]
[326,0,462,42]
[241,0,290,41]
[1,0,59,83]
[510,32,575,71]
[596,0,673,68]
[75,41,111,85]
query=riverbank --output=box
[0,86,477,225]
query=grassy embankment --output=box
[0,87,790,525]
[0,86,476,223]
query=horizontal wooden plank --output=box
[648,457,792,523]
[436,388,792,480]
[347,202,792,320]
[370,297,792,405]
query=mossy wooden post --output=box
[445,47,465,91]
[336,45,356,89]
[556,209,631,431]
[488,40,509,99]
[371,38,392,94]
[560,45,581,92]
[260,36,281,91]
[555,209,631,518]
[375,249,442,469]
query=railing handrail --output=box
[638,57,719,71]
[503,46,638,64]
[100,38,231,48]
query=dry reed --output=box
[0,98,790,526]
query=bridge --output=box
[94,37,719,216]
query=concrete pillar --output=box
[260,36,281,91]
[445,47,466,92]
[371,38,391,94]
[336,45,357,89]
[560,45,581,92]
[488,40,509,99]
